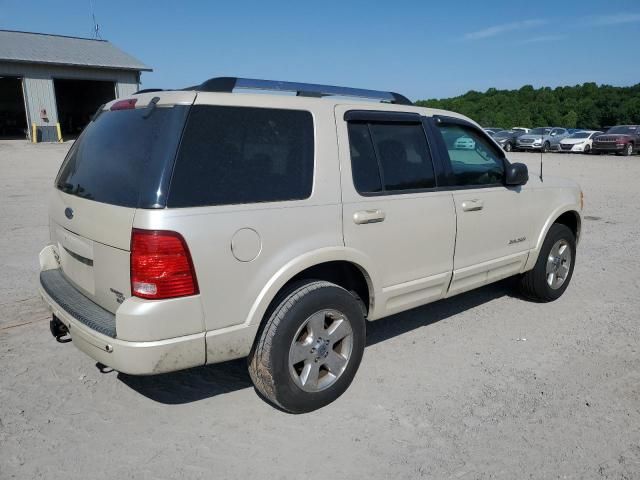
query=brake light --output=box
[130,229,199,300]
[110,98,137,111]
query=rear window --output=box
[55,105,189,208]
[167,106,314,208]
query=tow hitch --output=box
[50,315,71,343]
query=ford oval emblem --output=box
[64,207,74,219]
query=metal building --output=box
[0,30,151,142]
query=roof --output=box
[0,30,151,71]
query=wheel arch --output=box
[525,207,581,271]
[244,247,378,332]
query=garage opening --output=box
[54,79,116,137]
[0,76,28,139]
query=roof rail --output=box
[186,77,412,105]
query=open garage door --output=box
[0,76,28,140]
[54,79,116,137]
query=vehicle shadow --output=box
[118,278,518,405]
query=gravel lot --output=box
[1,140,639,479]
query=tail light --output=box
[130,229,199,300]
[110,98,137,111]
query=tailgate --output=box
[49,189,133,314]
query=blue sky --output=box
[1,0,639,100]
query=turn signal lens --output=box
[130,229,199,300]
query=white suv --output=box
[39,77,582,413]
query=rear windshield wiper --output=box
[143,96,161,119]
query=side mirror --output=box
[505,162,528,186]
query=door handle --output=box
[461,199,484,212]
[353,209,386,225]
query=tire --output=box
[248,280,366,413]
[504,142,512,152]
[584,144,591,154]
[519,224,576,302]
[541,142,550,153]
[622,143,633,156]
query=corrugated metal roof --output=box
[0,30,152,71]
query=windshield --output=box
[529,127,551,135]
[606,125,638,135]
[569,132,590,139]
[56,105,189,208]
[494,130,512,138]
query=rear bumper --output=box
[39,273,206,375]
[38,245,258,374]
[38,245,207,375]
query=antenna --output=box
[89,0,101,39]
[539,128,544,182]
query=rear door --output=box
[336,107,456,317]
[428,116,534,296]
[49,93,193,313]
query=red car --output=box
[592,125,639,156]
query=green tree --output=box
[415,83,640,129]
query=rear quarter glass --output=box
[167,105,314,208]
[55,105,190,209]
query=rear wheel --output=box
[519,224,576,302]
[248,280,366,413]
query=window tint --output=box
[347,121,435,194]
[347,123,382,193]
[437,124,505,186]
[168,106,314,207]
[370,123,435,191]
[55,106,189,208]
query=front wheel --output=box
[541,142,550,153]
[622,143,633,156]
[248,280,366,413]
[584,144,591,154]
[519,224,576,302]
[504,142,513,152]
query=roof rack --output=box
[185,77,412,105]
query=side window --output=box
[347,123,382,193]
[346,121,436,194]
[436,124,505,186]
[168,106,314,207]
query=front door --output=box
[429,117,534,296]
[336,106,456,318]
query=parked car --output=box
[592,125,640,156]
[454,135,476,149]
[493,129,525,152]
[483,128,501,136]
[516,127,569,152]
[38,77,583,413]
[512,127,530,133]
[559,130,602,153]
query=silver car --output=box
[517,127,569,152]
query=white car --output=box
[559,130,603,153]
[512,127,530,133]
[39,77,583,413]
[454,135,476,149]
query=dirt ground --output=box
[1,140,639,480]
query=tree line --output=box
[415,83,640,130]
